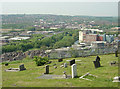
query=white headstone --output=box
[71,64,77,78]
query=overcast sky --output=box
[1,2,118,17]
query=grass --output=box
[2,54,118,87]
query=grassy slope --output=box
[2,54,118,87]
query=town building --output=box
[9,37,30,40]
[79,30,114,43]
[91,41,106,48]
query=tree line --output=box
[2,30,79,53]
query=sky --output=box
[1,1,118,17]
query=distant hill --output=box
[2,14,118,29]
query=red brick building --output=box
[83,34,97,42]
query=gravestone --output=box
[96,56,100,61]
[5,63,9,66]
[47,61,52,64]
[69,59,75,66]
[93,56,101,68]
[93,61,101,68]
[64,63,67,68]
[115,50,118,57]
[19,64,26,71]
[44,65,49,74]
[58,58,63,62]
[54,66,57,69]
[71,64,77,78]
[110,61,116,66]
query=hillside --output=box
[2,54,118,87]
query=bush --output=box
[33,56,49,66]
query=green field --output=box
[2,54,118,87]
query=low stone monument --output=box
[69,59,75,66]
[44,65,49,74]
[5,63,9,66]
[58,58,63,62]
[19,64,26,71]
[47,61,52,64]
[113,76,120,82]
[110,61,116,66]
[71,64,77,78]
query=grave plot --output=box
[5,64,26,72]
[79,72,97,81]
[37,74,71,79]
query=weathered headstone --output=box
[5,63,9,66]
[93,61,101,68]
[115,50,118,57]
[71,64,77,78]
[69,59,75,66]
[93,56,101,68]
[64,63,67,68]
[19,64,26,71]
[58,58,63,62]
[44,65,49,74]
[95,56,100,61]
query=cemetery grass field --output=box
[2,54,118,87]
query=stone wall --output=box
[1,50,48,62]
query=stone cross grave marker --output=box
[69,59,75,66]
[93,56,101,68]
[19,64,26,71]
[71,64,77,78]
[44,65,49,74]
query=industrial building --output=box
[79,30,114,43]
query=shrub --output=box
[33,56,49,66]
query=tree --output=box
[28,27,36,31]
[33,56,49,66]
